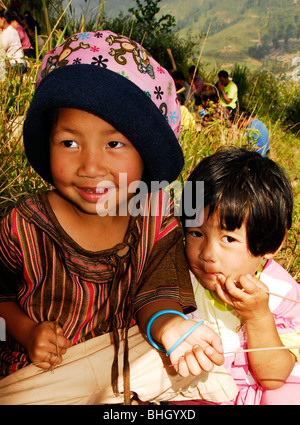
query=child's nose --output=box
[200,240,217,262]
[78,148,108,178]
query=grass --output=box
[0,64,49,217]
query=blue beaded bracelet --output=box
[146,309,204,356]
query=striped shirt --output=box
[0,190,195,375]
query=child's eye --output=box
[107,141,124,149]
[62,140,78,148]
[223,235,237,243]
[188,230,203,238]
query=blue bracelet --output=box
[166,320,204,356]
[146,309,204,355]
[146,310,188,352]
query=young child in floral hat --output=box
[0,31,237,405]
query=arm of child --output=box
[215,274,295,389]
[0,301,71,370]
[137,299,224,377]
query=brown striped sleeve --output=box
[0,209,23,301]
[133,191,196,316]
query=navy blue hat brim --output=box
[23,65,184,187]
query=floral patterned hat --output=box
[23,30,183,186]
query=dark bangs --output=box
[181,148,293,257]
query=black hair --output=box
[181,147,293,257]
[188,65,198,75]
[238,107,254,120]
[172,70,185,81]
[0,9,13,23]
[24,15,41,34]
[177,92,186,104]
[218,70,229,79]
[201,83,219,104]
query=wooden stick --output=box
[167,48,177,72]
[221,277,300,304]
[225,345,300,354]
[169,345,300,367]
[265,290,300,304]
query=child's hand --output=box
[217,81,224,92]
[215,274,270,322]
[23,321,72,370]
[161,318,224,377]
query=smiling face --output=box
[185,206,266,291]
[49,108,144,217]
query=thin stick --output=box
[230,279,300,304]
[185,21,212,105]
[167,48,177,72]
[265,290,300,304]
[169,345,300,367]
[225,345,300,354]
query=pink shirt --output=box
[15,23,33,50]
[189,259,300,405]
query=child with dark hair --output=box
[180,147,300,405]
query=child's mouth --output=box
[77,186,113,202]
[192,265,223,279]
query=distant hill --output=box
[160,0,300,71]
[65,0,300,71]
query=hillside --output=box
[67,0,300,72]
[159,0,300,71]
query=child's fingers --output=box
[37,322,71,362]
[219,275,254,298]
[56,333,72,349]
[214,281,234,305]
[32,351,61,370]
[227,274,269,299]
[173,347,214,377]
[192,345,216,371]
[242,273,269,292]
[185,350,202,375]
[176,355,190,377]
[47,323,72,351]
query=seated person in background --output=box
[172,70,193,109]
[238,109,269,157]
[188,65,204,112]
[23,14,44,53]
[198,83,230,128]
[0,8,26,72]
[215,70,238,119]
[177,92,196,131]
[9,10,34,58]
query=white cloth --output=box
[0,325,238,405]
[0,25,25,65]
